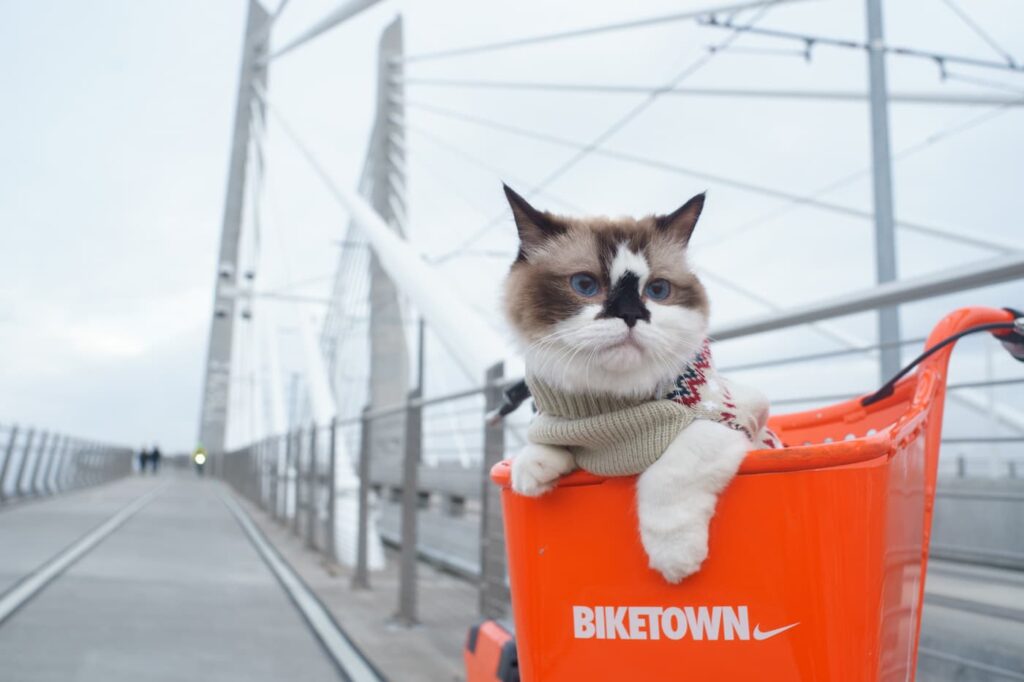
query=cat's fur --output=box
[502,185,759,583]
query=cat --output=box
[501,184,778,583]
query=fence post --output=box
[19,430,47,497]
[59,440,75,491]
[266,438,274,507]
[258,438,266,509]
[479,362,509,617]
[957,455,966,478]
[353,407,372,589]
[85,445,97,487]
[306,422,318,550]
[327,416,338,562]
[283,430,294,525]
[77,444,89,488]
[46,434,66,495]
[8,428,36,500]
[251,444,260,502]
[33,433,59,495]
[292,429,303,535]
[0,425,19,504]
[395,389,421,625]
[270,436,280,521]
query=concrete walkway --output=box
[0,475,345,682]
[10,473,1020,681]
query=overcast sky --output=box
[1,0,1021,453]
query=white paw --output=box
[510,443,574,497]
[642,519,709,583]
[636,421,749,583]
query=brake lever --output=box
[996,308,1024,362]
[485,379,532,426]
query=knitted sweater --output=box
[526,341,781,476]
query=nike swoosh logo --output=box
[753,622,800,640]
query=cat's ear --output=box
[503,184,564,253]
[655,192,705,244]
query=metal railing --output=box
[219,321,1024,625]
[0,422,132,506]
[219,360,510,623]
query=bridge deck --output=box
[0,477,346,681]
[3,474,1022,681]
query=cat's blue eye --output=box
[645,279,671,300]
[570,273,600,297]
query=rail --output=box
[219,309,1024,619]
[0,422,132,506]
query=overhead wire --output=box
[698,100,1023,251]
[402,98,1012,253]
[396,75,1023,107]
[403,123,585,214]
[397,0,805,63]
[943,71,1024,97]
[433,1,780,261]
[699,15,1024,75]
[936,0,1017,68]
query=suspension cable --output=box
[398,0,807,63]
[433,2,778,259]
[403,99,1012,254]
[403,124,585,213]
[698,15,1024,75]
[395,76,1024,107]
[699,101,1022,251]
[937,0,1017,68]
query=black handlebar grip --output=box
[998,309,1024,363]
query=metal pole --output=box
[35,433,60,495]
[260,438,271,510]
[8,428,36,500]
[0,425,19,504]
[282,431,294,524]
[59,440,75,491]
[395,388,421,625]
[479,363,508,618]
[270,436,280,520]
[326,417,338,562]
[19,430,47,496]
[85,445,97,487]
[353,408,372,589]
[78,444,91,488]
[305,423,318,550]
[292,429,303,535]
[865,0,901,382]
[47,436,68,493]
[68,441,83,490]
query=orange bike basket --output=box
[490,307,1017,682]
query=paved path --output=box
[0,475,348,682]
[5,473,1022,681]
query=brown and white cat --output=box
[501,185,775,583]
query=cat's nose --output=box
[603,272,651,328]
[608,299,650,328]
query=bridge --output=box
[2,0,1023,680]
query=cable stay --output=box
[404,99,1016,255]
[395,76,1024,107]
[397,0,809,64]
[699,15,1024,75]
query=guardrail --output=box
[0,422,132,506]
[220,319,1023,626]
[219,364,509,624]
